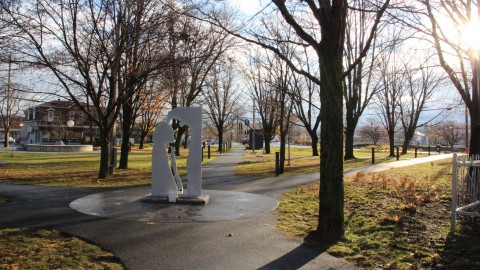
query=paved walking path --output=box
[0,148,454,270]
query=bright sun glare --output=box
[461,20,480,54]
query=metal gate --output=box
[451,154,480,232]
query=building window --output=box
[47,109,54,122]
[69,111,76,120]
[28,109,37,120]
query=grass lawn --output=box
[0,147,217,187]
[235,147,429,178]
[0,228,123,269]
[276,159,480,269]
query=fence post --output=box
[371,147,375,164]
[415,146,418,158]
[208,145,211,159]
[428,145,431,156]
[275,152,280,176]
[396,146,400,161]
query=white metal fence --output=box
[451,154,480,232]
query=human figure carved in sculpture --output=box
[151,121,179,200]
[169,143,183,193]
[165,107,203,198]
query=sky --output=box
[228,0,266,17]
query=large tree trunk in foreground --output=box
[316,32,346,242]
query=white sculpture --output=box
[148,107,207,204]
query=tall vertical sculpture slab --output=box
[146,107,208,204]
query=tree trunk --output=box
[316,40,345,242]
[218,132,223,152]
[310,131,319,156]
[265,139,271,154]
[183,127,189,149]
[279,131,286,174]
[3,126,9,148]
[401,128,415,155]
[344,121,356,160]
[470,114,480,156]
[139,130,147,150]
[119,103,134,169]
[388,129,395,157]
[98,130,111,179]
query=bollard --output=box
[109,147,117,174]
[208,145,211,159]
[372,147,375,164]
[275,152,280,176]
[428,145,431,156]
[396,146,400,161]
[415,146,418,158]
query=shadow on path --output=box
[258,243,324,270]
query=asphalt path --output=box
[0,148,454,270]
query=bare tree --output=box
[398,57,445,154]
[0,56,22,147]
[203,59,238,151]
[195,0,390,241]
[289,50,321,157]
[117,0,175,169]
[344,0,386,160]
[268,53,294,174]
[244,53,279,154]
[1,1,124,178]
[359,119,385,145]
[1,1,182,176]
[434,121,460,150]
[138,78,169,150]
[164,8,233,155]
[375,46,406,157]
[418,0,480,156]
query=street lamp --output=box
[67,120,74,128]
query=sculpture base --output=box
[141,194,210,205]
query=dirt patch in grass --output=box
[0,228,124,269]
[276,159,480,269]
